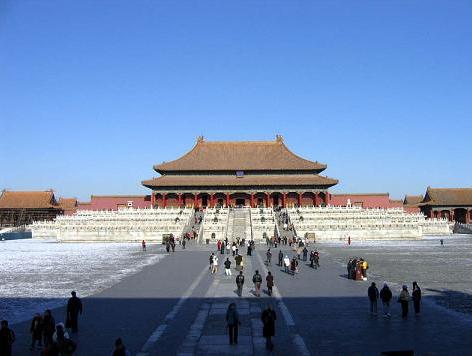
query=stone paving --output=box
[7,240,472,355]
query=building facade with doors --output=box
[419,187,472,223]
[142,136,338,208]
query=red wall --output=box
[79,195,152,210]
[331,194,394,209]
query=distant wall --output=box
[331,194,393,209]
[79,196,152,210]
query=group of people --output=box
[226,303,276,350]
[368,281,422,319]
[0,291,83,356]
[347,257,369,281]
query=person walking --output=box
[141,240,146,251]
[42,309,55,348]
[224,258,232,276]
[313,251,320,269]
[232,243,237,257]
[361,259,369,280]
[253,270,263,297]
[302,246,308,261]
[30,313,43,350]
[290,258,298,276]
[266,272,274,296]
[226,303,240,345]
[412,281,422,316]
[66,291,83,333]
[261,305,277,351]
[209,253,214,271]
[367,282,379,315]
[212,255,219,274]
[278,250,283,266]
[266,249,272,265]
[399,285,410,319]
[112,337,131,356]
[283,255,290,273]
[236,271,245,297]
[0,320,15,356]
[379,283,392,318]
[182,238,186,249]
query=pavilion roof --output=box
[58,198,78,210]
[154,136,327,172]
[0,191,60,209]
[142,174,338,188]
[403,195,424,206]
[420,187,472,206]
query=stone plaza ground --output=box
[4,236,472,355]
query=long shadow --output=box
[3,292,472,356]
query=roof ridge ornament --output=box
[275,134,284,143]
[197,136,204,143]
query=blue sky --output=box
[1,1,471,201]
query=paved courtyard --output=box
[8,240,472,355]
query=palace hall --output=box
[142,136,338,208]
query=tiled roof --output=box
[0,191,60,209]
[58,198,78,210]
[154,137,327,172]
[421,187,472,206]
[142,174,338,188]
[403,195,423,206]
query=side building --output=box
[0,191,64,227]
[419,187,472,223]
[142,136,338,208]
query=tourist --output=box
[42,309,55,348]
[236,271,245,297]
[182,238,186,249]
[224,258,232,276]
[52,322,76,355]
[379,283,392,318]
[217,240,222,251]
[283,255,290,273]
[166,242,170,253]
[66,291,83,333]
[171,240,176,253]
[232,243,237,257]
[399,285,410,318]
[290,257,298,276]
[266,271,274,296]
[209,253,215,271]
[412,281,422,316]
[226,303,240,345]
[0,320,15,356]
[368,282,379,315]
[220,241,225,254]
[266,249,272,265]
[440,239,444,246]
[142,239,146,251]
[30,313,43,350]
[302,246,308,261]
[313,251,320,269]
[310,251,315,268]
[278,250,283,266]
[361,258,369,280]
[112,337,131,356]
[212,255,219,274]
[347,259,352,279]
[253,270,263,297]
[261,305,277,351]
[235,253,243,271]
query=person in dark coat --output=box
[0,320,15,356]
[367,282,379,315]
[236,271,245,297]
[42,309,56,348]
[412,281,422,315]
[112,337,131,356]
[261,305,277,350]
[226,303,240,345]
[379,283,393,318]
[302,247,308,261]
[30,313,43,350]
[266,272,274,296]
[66,291,83,333]
[278,250,283,266]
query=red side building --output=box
[142,136,338,208]
[78,195,152,210]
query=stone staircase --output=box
[227,208,252,243]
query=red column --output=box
[162,193,167,208]
[250,193,254,208]
[297,192,302,207]
[266,192,271,207]
[178,193,182,208]
[151,192,155,208]
[313,193,318,207]
[210,194,214,208]
[324,192,329,205]
[282,192,287,208]
[226,192,230,207]
[450,209,454,222]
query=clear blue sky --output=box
[1,1,471,201]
